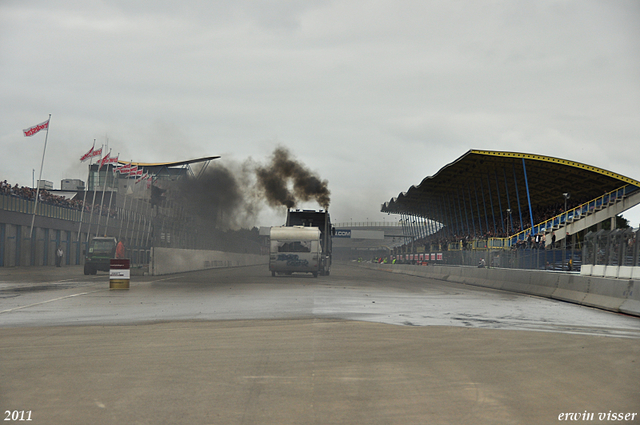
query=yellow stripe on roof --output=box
[116,156,220,168]
[470,150,640,187]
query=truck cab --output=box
[84,237,117,275]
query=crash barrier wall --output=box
[151,247,268,276]
[353,262,640,318]
[580,264,640,280]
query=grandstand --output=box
[381,150,640,261]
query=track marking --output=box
[0,289,106,314]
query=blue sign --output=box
[334,229,351,238]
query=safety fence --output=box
[391,248,581,272]
[583,228,640,267]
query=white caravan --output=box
[269,226,322,277]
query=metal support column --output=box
[522,158,535,233]
[479,178,490,235]
[494,171,504,236]
[458,189,469,236]
[487,174,497,236]
[448,195,460,238]
[473,182,483,236]
[512,162,524,232]
[503,168,513,234]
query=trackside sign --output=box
[334,229,352,238]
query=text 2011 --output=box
[4,411,32,421]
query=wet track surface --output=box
[1,263,639,338]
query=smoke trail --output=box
[172,161,259,230]
[255,146,331,209]
[168,146,330,229]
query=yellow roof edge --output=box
[470,150,640,187]
[116,156,221,168]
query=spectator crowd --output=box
[1,180,116,217]
[401,199,584,252]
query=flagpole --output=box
[77,139,96,243]
[96,149,111,237]
[30,114,51,238]
[86,144,103,244]
[103,153,119,235]
[118,161,131,241]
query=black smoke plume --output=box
[255,147,330,209]
[168,146,330,230]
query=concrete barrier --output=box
[581,277,630,312]
[151,247,268,275]
[352,262,640,318]
[552,274,589,305]
[619,281,640,317]
[582,264,640,279]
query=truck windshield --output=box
[92,241,114,251]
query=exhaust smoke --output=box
[169,146,330,229]
[255,147,330,210]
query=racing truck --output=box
[84,236,117,275]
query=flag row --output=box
[79,144,153,183]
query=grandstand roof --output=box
[381,150,640,227]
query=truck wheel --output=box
[272,271,276,277]
[312,272,318,278]
[84,264,91,275]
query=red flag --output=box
[98,152,110,170]
[135,172,148,184]
[23,119,50,137]
[91,147,102,159]
[117,162,133,174]
[80,145,94,162]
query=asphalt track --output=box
[1,263,639,424]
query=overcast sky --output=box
[1,0,639,227]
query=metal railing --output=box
[506,184,638,245]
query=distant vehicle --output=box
[84,237,117,275]
[285,209,333,276]
[269,226,322,277]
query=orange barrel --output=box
[109,259,130,290]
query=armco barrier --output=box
[353,262,640,318]
[151,247,268,275]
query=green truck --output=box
[84,237,117,275]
